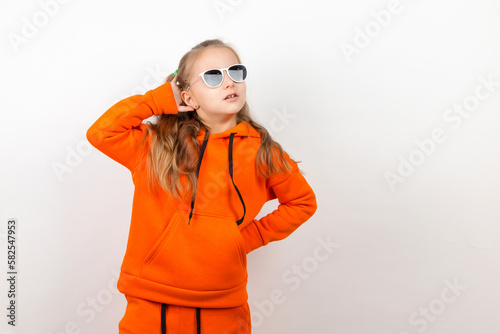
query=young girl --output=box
[86,38,317,334]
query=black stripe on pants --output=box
[196,307,201,334]
[161,303,201,334]
[161,303,167,334]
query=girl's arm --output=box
[240,151,318,253]
[86,81,179,172]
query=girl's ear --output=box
[181,91,197,109]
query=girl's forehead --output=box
[193,47,239,73]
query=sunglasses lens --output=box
[228,65,247,82]
[203,69,223,87]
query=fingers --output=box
[171,74,194,113]
[178,105,195,113]
[172,74,180,86]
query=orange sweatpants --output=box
[118,295,252,334]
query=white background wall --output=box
[1,0,500,333]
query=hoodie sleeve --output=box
[240,151,318,253]
[86,81,178,172]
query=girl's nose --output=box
[222,69,234,88]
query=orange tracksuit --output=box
[86,81,317,333]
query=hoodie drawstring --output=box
[188,131,246,226]
[228,132,246,225]
[188,131,210,225]
[161,303,201,333]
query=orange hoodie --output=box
[86,81,317,308]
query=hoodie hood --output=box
[195,120,261,140]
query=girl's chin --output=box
[198,108,241,119]
[219,105,245,114]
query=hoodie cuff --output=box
[240,220,264,254]
[150,81,179,116]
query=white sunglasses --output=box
[186,64,247,91]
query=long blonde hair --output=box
[141,39,295,201]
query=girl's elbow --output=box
[303,191,318,218]
[86,127,105,148]
[308,196,318,217]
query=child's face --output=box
[181,47,247,129]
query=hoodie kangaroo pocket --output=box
[140,211,248,291]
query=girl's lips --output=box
[224,95,238,101]
[224,94,238,101]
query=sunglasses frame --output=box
[186,64,247,91]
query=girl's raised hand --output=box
[170,75,195,113]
